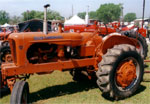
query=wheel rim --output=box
[115,57,140,91]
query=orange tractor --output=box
[64,17,147,38]
[64,21,116,36]
[0,4,144,103]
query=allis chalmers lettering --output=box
[34,36,63,40]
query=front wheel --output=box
[10,80,29,104]
[96,44,144,100]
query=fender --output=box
[97,34,139,56]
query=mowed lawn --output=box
[0,45,150,104]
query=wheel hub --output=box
[116,60,137,88]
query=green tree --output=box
[22,10,39,21]
[47,10,63,20]
[124,13,136,22]
[78,11,97,19]
[96,3,121,23]
[9,16,21,24]
[0,10,9,24]
[89,11,97,19]
[78,12,86,19]
[22,10,63,21]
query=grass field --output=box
[0,46,150,104]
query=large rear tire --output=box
[96,44,144,100]
[10,80,29,104]
[124,31,148,59]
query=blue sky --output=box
[0,0,149,18]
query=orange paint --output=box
[1,30,139,89]
[116,60,137,88]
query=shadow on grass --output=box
[102,85,146,101]
[29,81,98,103]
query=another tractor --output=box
[0,19,52,63]
[0,4,144,103]
[64,20,148,59]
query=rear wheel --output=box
[10,80,29,104]
[96,44,144,100]
[0,45,11,62]
[0,42,11,96]
[124,31,148,59]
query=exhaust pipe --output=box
[43,4,50,34]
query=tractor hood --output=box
[8,31,95,66]
[8,32,94,46]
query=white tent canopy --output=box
[1,23,11,27]
[64,15,86,25]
